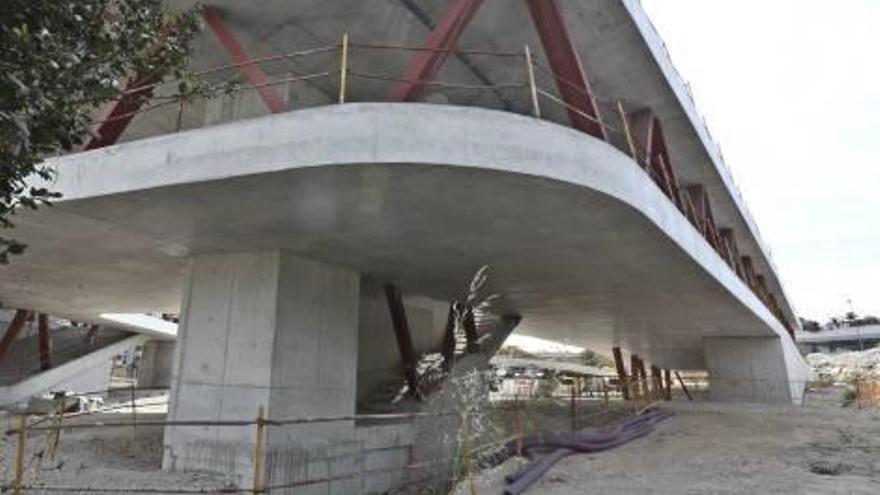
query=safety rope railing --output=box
[78,35,793,334]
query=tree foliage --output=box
[0,0,201,263]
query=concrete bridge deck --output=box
[4,103,796,374]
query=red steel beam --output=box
[611,346,630,400]
[0,310,30,363]
[37,313,52,371]
[526,0,607,140]
[384,284,420,398]
[630,110,682,208]
[203,7,287,114]
[390,0,485,102]
[84,76,158,150]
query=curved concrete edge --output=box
[621,0,798,323]
[45,103,795,348]
[0,334,148,407]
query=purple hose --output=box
[504,408,673,495]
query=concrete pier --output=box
[705,336,811,404]
[138,340,175,389]
[163,251,361,487]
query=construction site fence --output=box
[2,372,876,494]
[0,378,654,495]
[88,35,790,331]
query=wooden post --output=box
[513,397,523,456]
[252,405,266,494]
[130,383,137,431]
[49,393,65,461]
[524,45,541,118]
[617,101,638,160]
[611,347,630,400]
[339,32,349,103]
[175,97,186,132]
[674,371,693,402]
[570,379,576,431]
[14,414,26,495]
[663,369,672,401]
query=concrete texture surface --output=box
[125,0,793,327]
[7,103,794,374]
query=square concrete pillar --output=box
[138,340,175,388]
[163,251,360,490]
[704,336,810,404]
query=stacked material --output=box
[807,348,880,382]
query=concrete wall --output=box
[705,336,810,404]
[138,340,175,388]
[356,279,448,403]
[166,251,404,492]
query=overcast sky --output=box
[637,0,880,321]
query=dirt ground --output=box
[4,386,880,494]
[460,386,880,495]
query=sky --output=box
[635,0,880,322]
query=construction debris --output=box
[807,348,880,382]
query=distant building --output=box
[796,325,880,353]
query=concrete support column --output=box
[704,336,810,404]
[163,251,360,489]
[138,340,175,388]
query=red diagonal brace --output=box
[384,284,420,398]
[526,0,607,140]
[390,0,485,102]
[37,313,52,371]
[84,76,158,150]
[0,310,30,363]
[203,7,287,114]
[629,110,682,209]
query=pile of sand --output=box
[807,348,880,382]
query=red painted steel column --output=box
[203,7,287,113]
[526,0,607,140]
[390,0,485,101]
[611,346,630,400]
[37,313,52,371]
[84,76,158,150]
[0,310,30,363]
[384,284,420,397]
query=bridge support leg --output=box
[164,251,360,489]
[704,336,809,404]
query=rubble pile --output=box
[807,348,880,382]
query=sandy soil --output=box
[2,411,236,494]
[460,386,880,494]
[5,387,879,494]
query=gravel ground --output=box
[2,412,237,494]
[457,386,880,494]
[4,387,879,494]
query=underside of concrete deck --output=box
[3,104,797,372]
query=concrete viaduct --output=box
[0,0,809,490]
